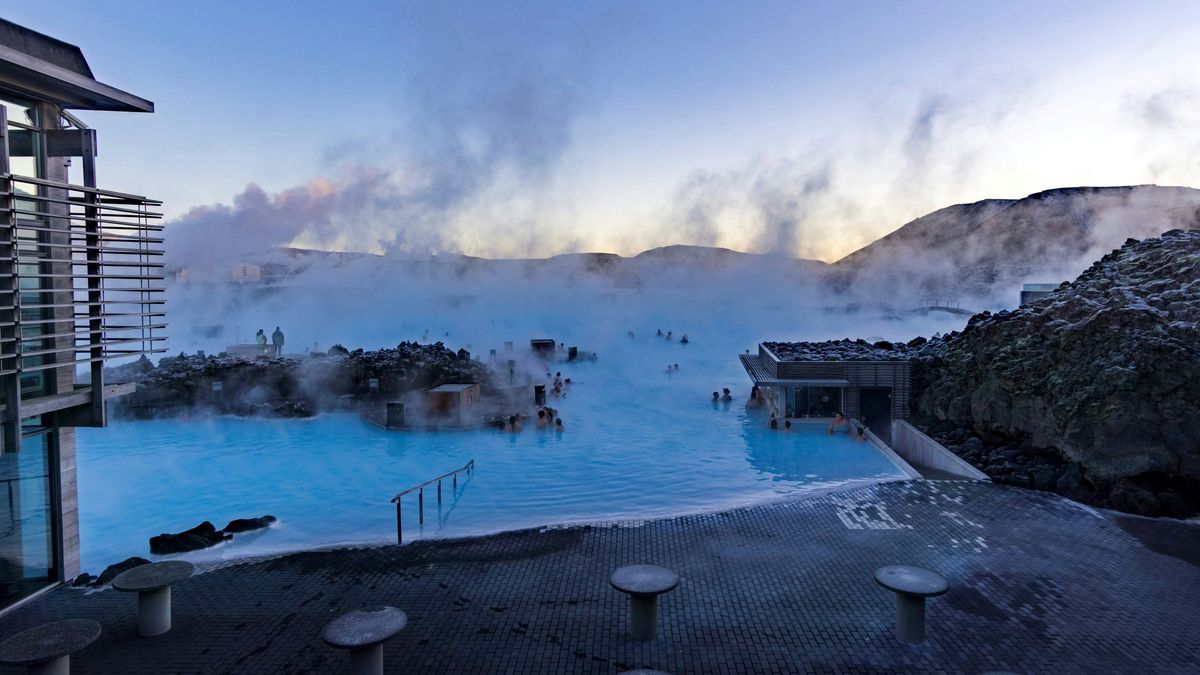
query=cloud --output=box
[167,4,615,267]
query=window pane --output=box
[0,430,56,607]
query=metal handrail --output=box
[391,459,475,544]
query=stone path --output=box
[2,480,1198,674]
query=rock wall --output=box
[912,230,1200,516]
[769,230,1200,517]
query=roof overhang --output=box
[738,353,851,387]
[0,43,153,112]
[749,378,851,387]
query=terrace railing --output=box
[391,459,475,544]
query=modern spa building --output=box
[0,20,162,611]
[740,342,911,440]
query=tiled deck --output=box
[2,480,1197,674]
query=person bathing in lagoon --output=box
[721,388,732,402]
[784,419,792,432]
[680,334,689,344]
[666,330,673,340]
[555,418,565,432]
[828,412,850,434]
[536,409,548,429]
[768,414,778,430]
[712,392,720,403]
[853,423,868,442]
[656,328,663,336]
[747,385,763,408]
[506,415,522,432]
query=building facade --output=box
[0,20,162,611]
[740,343,911,440]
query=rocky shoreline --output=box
[106,341,494,419]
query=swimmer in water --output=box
[656,328,663,336]
[555,418,564,432]
[712,392,720,402]
[680,334,689,344]
[853,423,868,441]
[508,415,521,432]
[784,419,792,431]
[721,388,732,402]
[769,416,779,430]
[828,412,850,435]
[666,330,673,340]
[536,409,548,429]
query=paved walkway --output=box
[2,480,1198,674]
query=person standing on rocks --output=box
[255,329,267,354]
[272,326,285,356]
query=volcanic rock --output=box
[766,230,1200,517]
[94,557,150,586]
[149,521,230,555]
[222,515,277,533]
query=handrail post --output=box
[400,497,410,542]
[418,488,424,525]
[438,480,442,504]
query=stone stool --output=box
[618,671,673,675]
[0,619,101,675]
[873,565,949,643]
[112,560,194,637]
[610,565,679,641]
[322,606,407,675]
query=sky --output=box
[8,0,1200,261]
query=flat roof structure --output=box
[428,383,479,393]
[0,19,152,112]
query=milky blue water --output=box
[75,331,911,571]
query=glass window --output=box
[787,386,843,418]
[3,94,40,179]
[0,425,57,608]
[0,96,37,128]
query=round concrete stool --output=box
[610,565,679,641]
[322,606,407,675]
[619,670,673,675]
[0,619,101,675]
[874,565,948,643]
[112,560,194,637]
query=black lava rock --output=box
[149,521,230,555]
[94,557,151,586]
[223,515,277,533]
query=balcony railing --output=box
[0,172,166,378]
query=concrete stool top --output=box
[618,670,673,675]
[0,619,101,666]
[322,606,408,649]
[874,565,948,597]
[112,560,195,592]
[610,565,679,597]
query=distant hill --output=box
[178,185,1200,301]
[833,185,1200,299]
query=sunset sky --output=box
[9,0,1200,261]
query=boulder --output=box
[222,515,277,533]
[1108,479,1162,517]
[149,521,230,555]
[71,573,94,587]
[94,557,150,586]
